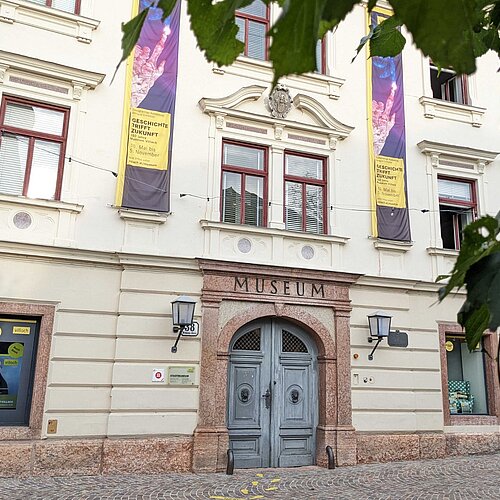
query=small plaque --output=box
[181,322,199,337]
[47,419,58,434]
[152,368,165,382]
[388,330,408,348]
[168,366,196,385]
[13,326,30,335]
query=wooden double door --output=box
[227,319,318,468]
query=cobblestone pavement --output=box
[0,453,499,500]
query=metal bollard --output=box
[326,445,335,469]
[226,449,234,475]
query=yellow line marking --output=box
[251,481,259,486]
[265,487,278,491]
[256,473,264,477]
[270,478,280,483]
[250,497,265,499]
[241,489,249,495]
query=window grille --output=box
[233,329,261,351]
[282,331,308,353]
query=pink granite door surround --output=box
[193,259,360,472]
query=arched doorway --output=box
[227,318,318,468]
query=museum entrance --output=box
[227,318,318,468]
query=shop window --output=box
[446,334,488,415]
[0,317,40,426]
[221,141,267,227]
[0,96,69,201]
[438,177,476,250]
[315,38,326,75]
[430,63,470,105]
[26,0,81,14]
[235,0,269,60]
[284,152,326,234]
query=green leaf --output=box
[458,303,490,351]
[269,0,357,86]
[369,15,406,57]
[389,0,479,74]
[187,0,253,67]
[157,0,177,21]
[352,23,375,62]
[113,8,149,82]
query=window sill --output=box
[213,57,345,99]
[419,97,485,128]
[0,0,100,43]
[447,415,499,427]
[118,207,169,225]
[427,247,459,258]
[0,193,83,214]
[372,238,413,253]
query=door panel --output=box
[228,320,317,469]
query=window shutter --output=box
[4,102,65,136]
[285,154,323,180]
[438,179,472,202]
[247,21,266,60]
[235,17,245,44]
[27,140,61,199]
[222,171,242,224]
[237,0,266,18]
[305,184,323,234]
[51,0,77,13]
[224,143,264,171]
[243,175,264,226]
[0,134,28,196]
[315,39,323,73]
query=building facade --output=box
[0,0,498,476]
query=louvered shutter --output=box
[438,179,472,202]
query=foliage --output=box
[119,0,500,358]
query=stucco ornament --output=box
[266,84,292,119]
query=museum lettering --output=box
[234,277,325,298]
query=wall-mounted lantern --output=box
[171,296,197,353]
[367,311,408,360]
[367,310,392,361]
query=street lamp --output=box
[171,296,196,353]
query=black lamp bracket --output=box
[367,337,383,361]
[171,325,185,353]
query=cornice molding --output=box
[199,85,266,112]
[417,140,498,164]
[419,96,486,128]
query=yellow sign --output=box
[127,107,171,170]
[374,156,406,208]
[13,326,30,335]
[8,343,24,358]
[445,341,454,352]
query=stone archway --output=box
[193,259,360,472]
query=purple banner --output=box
[369,9,411,241]
[119,0,181,212]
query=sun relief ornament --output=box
[266,83,292,119]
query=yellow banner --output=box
[127,108,171,170]
[374,156,406,208]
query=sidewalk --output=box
[0,452,498,499]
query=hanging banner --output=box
[367,7,411,241]
[115,0,181,212]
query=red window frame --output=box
[235,2,270,60]
[283,150,328,234]
[30,0,81,14]
[0,95,70,201]
[438,176,477,250]
[220,139,268,227]
[315,38,327,75]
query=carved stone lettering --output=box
[233,277,326,299]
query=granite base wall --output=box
[356,432,500,464]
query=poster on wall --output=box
[115,0,181,212]
[0,342,24,409]
[367,7,411,241]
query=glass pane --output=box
[26,140,61,199]
[51,0,77,12]
[0,134,28,196]
[244,175,263,226]
[247,21,266,60]
[4,102,65,136]
[305,184,323,234]
[285,181,303,232]
[222,171,242,224]
[438,179,473,202]
[223,143,264,170]
[286,154,323,180]
[235,17,245,44]
[447,337,488,415]
[315,39,323,73]
[237,0,267,18]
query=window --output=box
[284,152,326,234]
[446,334,488,415]
[430,63,469,105]
[221,141,267,227]
[0,96,69,201]
[235,0,269,60]
[438,177,476,250]
[26,0,81,14]
[315,38,326,75]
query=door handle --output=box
[262,388,272,409]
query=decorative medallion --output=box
[237,237,252,254]
[266,83,292,119]
[301,245,315,260]
[13,211,32,230]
